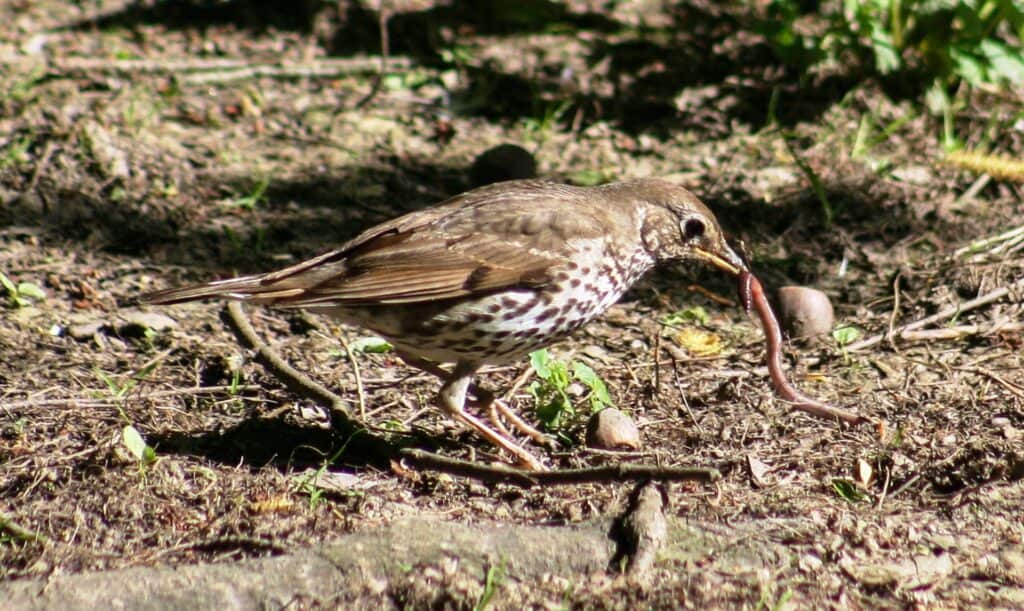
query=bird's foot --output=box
[480,396,558,450]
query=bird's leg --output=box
[470,385,557,449]
[434,361,546,471]
[396,351,552,448]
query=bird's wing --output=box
[145,181,608,307]
[276,181,607,306]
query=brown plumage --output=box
[143,179,746,469]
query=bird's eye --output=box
[682,218,705,240]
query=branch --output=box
[846,277,1024,352]
[221,303,721,488]
[3,56,413,85]
[0,511,49,544]
[397,449,720,488]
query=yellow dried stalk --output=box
[945,150,1024,183]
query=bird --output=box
[142,178,747,470]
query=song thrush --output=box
[142,179,747,470]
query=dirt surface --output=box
[2,1,1023,608]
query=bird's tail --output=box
[140,274,305,305]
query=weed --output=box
[523,100,572,143]
[832,326,863,363]
[2,64,45,107]
[294,445,349,510]
[945,148,1024,182]
[122,424,157,467]
[0,135,32,170]
[761,1,1024,90]
[223,176,270,210]
[347,336,393,354]
[831,478,870,503]
[663,305,711,327]
[97,362,162,472]
[474,560,506,611]
[121,88,162,134]
[0,273,45,308]
[759,1,1024,143]
[528,349,613,431]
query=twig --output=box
[10,56,413,83]
[886,272,902,353]
[614,482,668,581]
[220,303,720,487]
[355,6,391,109]
[1,385,263,410]
[955,224,1024,258]
[397,449,719,488]
[222,303,352,418]
[22,139,55,204]
[672,366,704,434]
[955,366,1024,398]
[846,277,1024,352]
[337,335,367,420]
[0,511,49,544]
[955,174,991,206]
[895,321,1024,342]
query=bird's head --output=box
[612,180,747,276]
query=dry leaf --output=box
[674,327,722,356]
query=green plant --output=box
[759,1,1024,145]
[663,305,711,327]
[474,560,506,611]
[96,358,162,402]
[523,100,572,142]
[831,478,870,503]
[832,326,862,347]
[527,349,613,430]
[0,136,32,171]
[122,424,157,467]
[347,336,393,354]
[224,176,270,210]
[763,1,1024,86]
[95,359,163,471]
[0,273,45,308]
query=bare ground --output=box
[1,1,1023,608]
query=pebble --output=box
[776,286,834,339]
[118,310,178,336]
[470,144,537,187]
[585,407,641,450]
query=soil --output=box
[1,1,1022,608]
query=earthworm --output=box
[737,269,754,314]
[741,271,868,425]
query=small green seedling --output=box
[223,175,270,210]
[663,305,711,327]
[348,336,393,354]
[122,425,157,466]
[528,349,614,430]
[474,559,506,611]
[0,272,46,308]
[831,478,869,504]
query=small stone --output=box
[776,286,835,339]
[891,165,933,185]
[470,144,537,187]
[118,310,178,336]
[799,553,824,573]
[586,407,641,450]
[68,320,106,340]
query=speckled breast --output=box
[341,241,656,365]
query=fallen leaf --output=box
[674,327,722,356]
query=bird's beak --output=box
[694,242,747,276]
